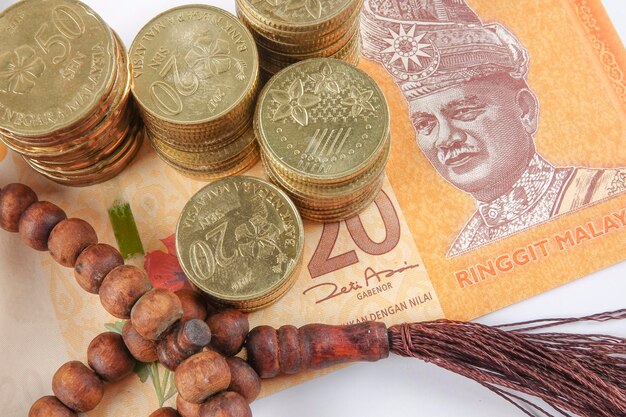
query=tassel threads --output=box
[388,309,626,417]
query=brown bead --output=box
[157,319,212,371]
[48,218,98,267]
[74,244,124,294]
[0,183,38,232]
[88,332,136,382]
[131,288,183,340]
[226,357,261,403]
[52,361,104,412]
[174,350,231,404]
[199,392,252,417]
[19,201,66,251]
[29,396,77,417]
[149,407,181,417]
[176,395,202,417]
[157,332,188,371]
[122,320,158,363]
[206,309,249,356]
[177,319,212,353]
[99,265,152,319]
[176,289,208,322]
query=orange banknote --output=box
[0,0,624,415]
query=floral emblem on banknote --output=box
[271,78,321,126]
[185,37,247,81]
[0,45,46,94]
[381,25,434,71]
[253,0,323,19]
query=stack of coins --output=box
[235,0,362,79]
[255,58,390,222]
[0,0,142,187]
[176,176,304,312]
[130,5,261,181]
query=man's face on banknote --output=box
[409,75,538,200]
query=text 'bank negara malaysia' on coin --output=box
[176,176,304,311]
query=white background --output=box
[1,1,624,416]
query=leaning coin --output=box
[176,176,304,308]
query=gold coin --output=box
[0,0,117,138]
[144,113,254,152]
[151,125,257,168]
[297,176,384,222]
[25,123,144,187]
[176,176,304,307]
[261,133,389,196]
[255,58,389,184]
[138,71,259,136]
[155,141,260,181]
[208,255,303,312]
[259,30,361,75]
[130,5,259,127]
[238,0,362,53]
[236,0,359,35]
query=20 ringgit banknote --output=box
[0,0,624,415]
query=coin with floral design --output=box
[176,176,304,310]
[130,5,258,125]
[238,0,357,31]
[0,0,116,137]
[256,58,389,183]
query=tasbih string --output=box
[3,181,624,417]
[389,311,626,417]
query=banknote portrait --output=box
[361,0,626,257]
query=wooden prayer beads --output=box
[149,407,182,417]
[174,350,231,404]
[0,183,38,232]
[176,395,202,417]
[48,218,98,267]
[176,289,209,322]
[19,201,67,251]
[157,319,211,371]
[226,357,262,403]
[99,265,152,319]
[2,182,264,417]
[131,288,183,340]
[75,243,124,293]
[122,320,159,363]
[206,309,249,356]
[52,361,104,412]
[28,396,77,417]
[87,332,136,382]
[199,392,252,417]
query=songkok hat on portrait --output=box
[360,0,530,100]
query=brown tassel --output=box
[246,311,625,416]
[389,309,626,417]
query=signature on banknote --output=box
[303,262,420,304]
